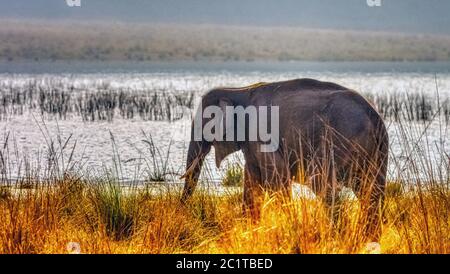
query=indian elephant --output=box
[181,78,388,238]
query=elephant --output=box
[181,78,389,239]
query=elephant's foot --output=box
[362,206,383,241]
[242,187,263,221]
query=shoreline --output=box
[1,60,450,74]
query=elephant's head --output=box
[180,89,246,202]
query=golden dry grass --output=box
[0,81,448,254]
[1,178,449,254]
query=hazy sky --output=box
[1,0,449,34]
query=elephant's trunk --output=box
[180,141,210,202]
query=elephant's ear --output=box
[219,97,236,140]
[213,141,240,168]
[218,97,233,134]
[214,97,239,168]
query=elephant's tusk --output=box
[180,157,201,179]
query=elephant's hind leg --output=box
[242,148,292,220]
[258,150,292,198]
[352,161,387,241]
[309,157,343,225]
[307,135,346,228]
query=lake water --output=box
[0,61,449,183]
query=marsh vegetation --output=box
[0,78,448,123]
[0,80,194,121]
[0,69,448,254]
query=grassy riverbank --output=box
[0,176,449,254]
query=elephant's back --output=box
[283,78,349,91]
[220,78,349,96]
[267,79,387,151]
[250,78,350,96]
[255,78,381,124]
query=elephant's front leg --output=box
[243,163,264,220]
